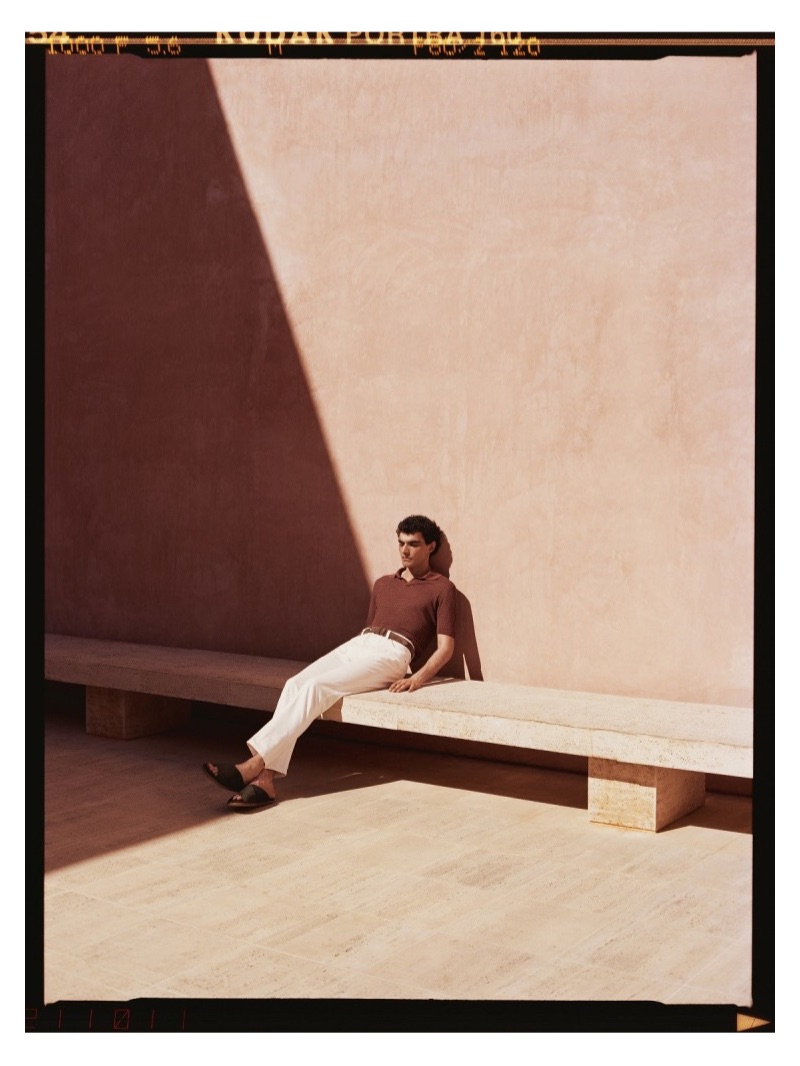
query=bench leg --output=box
[86,687,191,740]
[588,757,706,831]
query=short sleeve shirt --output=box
[366,569,457,653]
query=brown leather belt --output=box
[361,626,415,656]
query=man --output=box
[202,515,457,809]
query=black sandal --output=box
[201,761,246,792]
[227,784,276,810]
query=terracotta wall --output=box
[45,54,756,706]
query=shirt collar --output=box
[394,567,440,582]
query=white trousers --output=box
[246,632,412,776]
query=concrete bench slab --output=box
[45,634,306,733]
[330,683,752,831]
[330,681,752,778]
[44,634,753,831]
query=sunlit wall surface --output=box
[45,55,755,706]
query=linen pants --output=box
[246,632,412,776]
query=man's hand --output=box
[388,674,423,693]
[388,635,454,694]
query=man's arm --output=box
[388,633,455,693]
[365,585,377,627]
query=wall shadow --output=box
[425,532,483,680]
[44,56,370,661]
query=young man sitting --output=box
[202,514,456,809]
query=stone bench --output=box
[44,633,753,832]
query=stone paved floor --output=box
[42,695,753,1007]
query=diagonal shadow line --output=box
[43,701,589,872]
[44,56,371,662]
[42,56,487,864]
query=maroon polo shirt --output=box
[366,568,457,653]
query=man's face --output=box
[397,531,435,571]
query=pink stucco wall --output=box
[45,54,755,706]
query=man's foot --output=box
[229,767,276,805]
[202,754,265,793]
[228,784,275,810]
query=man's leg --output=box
[211,645,360,796]
[206,634,410,800]
[244,634,410,782]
